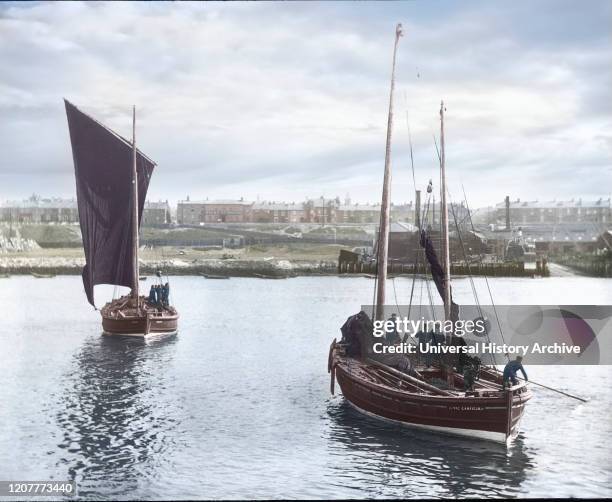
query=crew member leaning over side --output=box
[503,355,528,389]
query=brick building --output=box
[176,199,253,224]
[252,202,305,223]
[142,201,172,225]
[0,196,78,224]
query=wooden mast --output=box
[131,105,140,306]
[439,101,451,320]
[375,23,403,321]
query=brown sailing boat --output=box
[65,100,178,337]
[328,24,531,444]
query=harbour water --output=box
[1,275,611,499]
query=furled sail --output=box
[65,100,155,306]
[419,229,460,323]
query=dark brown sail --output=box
[419,229,459,323]
[65,100,155,306]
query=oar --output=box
[486,366,588,403]
[519,377,588,403]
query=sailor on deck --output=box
[161,282,170,307]
[148,284,158,305]
[503,356,528,388]
[385,314,401,345]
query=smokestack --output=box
[415,190,421,229]
[505,195,510,231]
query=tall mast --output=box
[375,23,403,321]
[439,101,451,320]
[131,105,140,305]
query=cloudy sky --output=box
[0,0,610,207]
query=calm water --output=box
[1,275,611,499]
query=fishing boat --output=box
[65,100,178,337]
[200,273,230,279]
[328,24,531,444]
[31,272,56,279]
[253,272,295,279]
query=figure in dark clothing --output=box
[148,285,157,304]
[160,283,170,307]
[463,364,476,392]
[416,330,435,367]
[155,284,163,307]
[503,356,528,388]
[462,356,481,392]
[385,314,401,345]
[340,311,373,358]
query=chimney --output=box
[505,195,510,231]
[415,190,421,229]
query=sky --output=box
[0,0,610,208]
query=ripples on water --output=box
[0,275,611,499]
[54,336,184,498]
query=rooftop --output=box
[0,198,77,209]
[495,198,611,209]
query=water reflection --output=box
[326,400,535,499]
[55,334,181,498]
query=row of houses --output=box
[175,196,475,226]
[2,195,610,230]
[0,196,171,225]
[0,195,394,226]
[492,198,611,225]
[175,197,400,225]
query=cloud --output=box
[0,0,610,207]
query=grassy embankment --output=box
[1,224,352,276]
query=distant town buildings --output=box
[1,194,609,261]
[493,198,611,225]
[0,195,171,226]
[175,196,415,225]
[252,202,305,223]
[0,195,78,224]
[141,201,172,225]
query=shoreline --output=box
[0,257,581,278]
[0,256,339,277]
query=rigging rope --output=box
[461,184,509,362]
[448,193,495,366]
[405,108,421,323]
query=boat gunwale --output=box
[334,354,532,405]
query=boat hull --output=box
[346,398,508,443]
[331,348,531,444]
[102,315,178,337]
[100,296,179,338]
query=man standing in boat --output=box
[503,355,528,388]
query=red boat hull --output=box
[100,295,179,337]
[101,314,178,337]
[330,344,531,444]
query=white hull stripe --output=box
[346,399,514,445]
[102,330,178,338]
